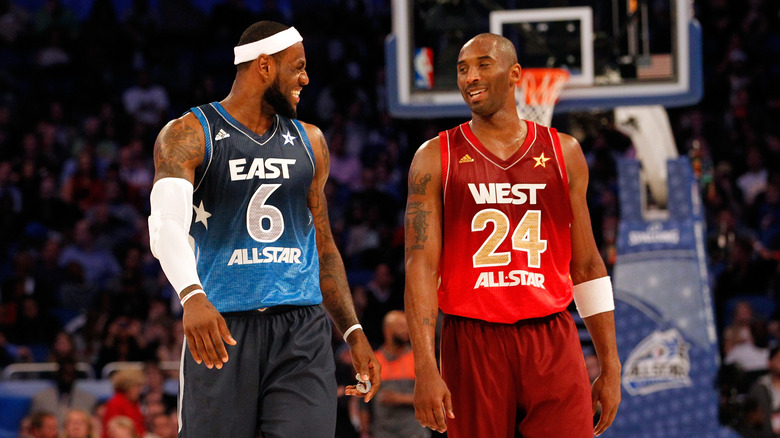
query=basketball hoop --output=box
[515,68,570,126]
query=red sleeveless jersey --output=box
[438,121,574,323]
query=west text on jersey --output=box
[227,247,302,265]
[228,158,297,181]
[468,183,546,205]
[474,270,546,289]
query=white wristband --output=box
[180,289,206,306]
[572,276,614,318]
[343,324,363,342]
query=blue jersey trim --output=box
[291,119,316,171]
[189,106,213,192]
[212,102,278,146]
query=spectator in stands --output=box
[59,260,100,322]
[34,237,66,310]
[60,150,106,213]
[0,299,33,364]
[360,310,427,438]
[0,330,32,365]
[10,296,61,349]
[96,316,148,372]
[62,409,96,438]
[724,300,760,355]
[746,346,780,437]
[103,369,146,438]
[105,248,152,321]
[145,412,176,438]
[59,219,121,290]
[30,357,97,424]
[29,174,80,234]
[48,331,77,362]
[361,263,403,346]
[105,416,138,438]
[724,319,771,373]
[1,251,41,310]
[121,69,169,128]
[737,147,768,208]
[140,360,176,413]
[328,129,363,191]
[0,160,22,253]
[753,178,780,252]
[715,238,773,327]
[153,319,182,371]
[116,139,153,206]
[28,411,60,438]
[0,0,28,44]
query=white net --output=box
[515,68,570,126]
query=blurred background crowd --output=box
[0,0,779,437]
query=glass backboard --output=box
[386,0,702,118]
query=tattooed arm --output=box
[302,122,380,402]
[151,114,236,370]
[152,114,205,184]
[404,138,452,433]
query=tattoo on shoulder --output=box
[154,122,203,176]
[154,122,203,175]
[406,201,430,250]
[408,170,432,195]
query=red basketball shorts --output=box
[440,311,593,438]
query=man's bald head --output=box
[383,310,410,346]
[460,33,518,67]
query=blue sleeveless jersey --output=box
[187,102,321,312]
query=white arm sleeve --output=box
[148,177,202,295]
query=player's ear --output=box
[254,54,275,79]
[509,64,522,85]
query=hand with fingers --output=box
[344,334,381,402]
[182,293,237,369]
[591,369,621,436]
[413,367,454,433]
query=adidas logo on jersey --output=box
[215,129,230,141]
[459,154,474,163]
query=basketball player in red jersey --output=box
[404,33,621,437]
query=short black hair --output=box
[236,21,291,69]
[237,21,290,47]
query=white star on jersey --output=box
[193,201,212,229]
[282,131,296,145]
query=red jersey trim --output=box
[460,121,538,170]
[549,128,570,194]
[439,130,450,198]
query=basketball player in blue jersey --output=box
[147,21,380,438]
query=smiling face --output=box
[264,42,308,118]
[456,34,521,117]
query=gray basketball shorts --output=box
[177,304,337,438]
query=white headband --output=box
[233,27,303,65]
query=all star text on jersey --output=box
[469,182,548,290]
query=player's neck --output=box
[470,108,528,159]
[220,93,276,136]
[470,103,523,132]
